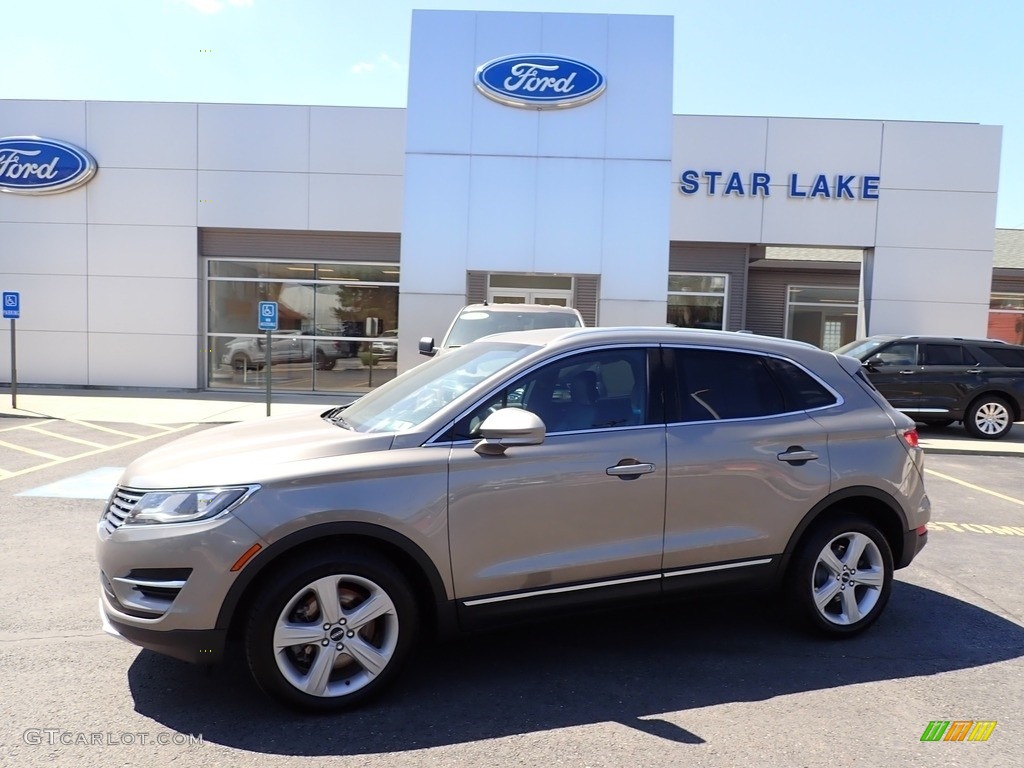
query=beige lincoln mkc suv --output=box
[98,327,930,711]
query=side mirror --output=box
[418,336,437,357]
[865,355,885,369]
[474,408,546,455]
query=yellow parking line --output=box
[0,440,62,461]
[62,419,144,439]
[924,468,1024,508]
[929,521,1024,535]
[0,424,199,481]
[0,420,57,433]
[24,426,107,449]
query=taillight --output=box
[900,427,920,448]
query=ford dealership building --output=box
[1,10,1019,396]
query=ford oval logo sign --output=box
[0,136,97,195]
[475,54,606,110]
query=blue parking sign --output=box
[258,301,278,331]
[3,291,19,319]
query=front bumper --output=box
[100,599,227,663]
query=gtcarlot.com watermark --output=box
[23,728,203,747]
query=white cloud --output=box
[351,54,401,76]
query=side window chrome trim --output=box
[425,343,660,446]
[662,343,845,424]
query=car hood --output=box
[118,410,396,489]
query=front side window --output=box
[872,343,918,366]
[452,348,651,439]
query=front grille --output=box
[100,488,145,534]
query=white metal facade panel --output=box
[308,173,403,233]
[0,99,86,143]
[198,104,309,172]
[88,276,197,336]
[0,223,86,275]
[868,247,995,305]
[880,122,1002,192]
[197,170,308,229]
[88,333,198,388]
[405,11,476,155]
[398,154,471,295]
[87,168,197,227]
[87,225,198,279]
[0,332,88,385]
[874,189,998,251]
[310,107,406,176]
[0,186,87,224]
[87,101,197,169]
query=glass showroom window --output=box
[206,260,400,394]
[988,293,1024,344]
[667,273,727,330]
[786,285,858,351]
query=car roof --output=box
[865,334,1009,345]
[486,325,829,357]
[459,303,582,315]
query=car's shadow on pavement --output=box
[127,582,1024,755]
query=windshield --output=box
[834,338,889,360]
[444,309,581,349]
[339,342,536,433]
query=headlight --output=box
[124,487,255,525]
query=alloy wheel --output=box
[272,573,399,698]
[811,531,885,626]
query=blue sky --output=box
[4,0,1021,227]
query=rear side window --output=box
[982,346,1024,367]
[921,344,968,365]
[763,357,838,410]
[669,348,786,422]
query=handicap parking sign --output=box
[3,291,19,319]
[258,301,278,331]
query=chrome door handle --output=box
[777,449,818,465]
[606,462,655,477]
[898,370,915,375]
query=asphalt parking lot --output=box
[0,414,1021,767]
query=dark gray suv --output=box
[99,327,930,711]
[836,335,1024,439]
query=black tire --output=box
[245,548,418,712]
[231,354,250,373]
[315,349,336,371]
[787,515,893,637]
[963,395,1014,440]
[919,419,953,429]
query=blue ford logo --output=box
[475,54,606,110]
[0,137,97,195]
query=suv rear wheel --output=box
[789,515,893,637]
[245,548,418,711]
[964,395,1013,440]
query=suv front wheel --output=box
[964,395,1014,440]
[789,515,893,637]
[245,548,418,711]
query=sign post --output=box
[258,301,278,417]
[3,292,19,409]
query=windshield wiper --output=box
[322,406,353,429]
